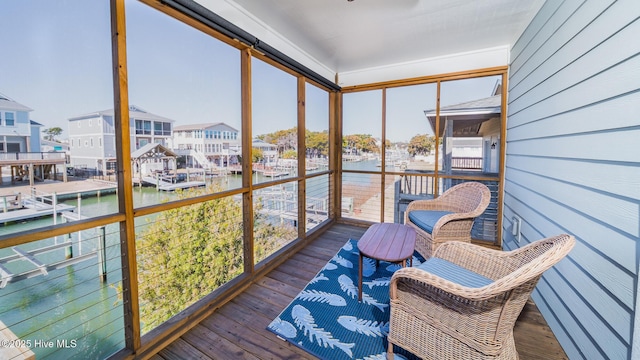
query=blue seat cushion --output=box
[417,258,493,288]
[408,210,453,234]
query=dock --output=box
[0,320,35,360]
[138,176,205,191]
[0,199,75,224]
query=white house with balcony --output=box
[0,92,41,154]
[0,93,67,185]
[170,122,240,170]
[251,138,278,166]
[68,105,174,174]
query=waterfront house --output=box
[169,122,240,169]
[0,93,66,185]
[68,105,174,175]
[0,1,638,360]
[251,138,279,165]
[0,93,41,154]
[425,94,502,174]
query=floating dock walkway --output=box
[138,176,206,191]
[0,193,75,224]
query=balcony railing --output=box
[0,152,66,162]
[451,156,482,170]
[157,223,565,359]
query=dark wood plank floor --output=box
[155,223,568,360]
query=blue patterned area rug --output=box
[267,239,424,360]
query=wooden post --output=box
[111,0,141,350]
[64,214,73,259]
[98,226,107,282]
[53,192,60,247]
[77,193,82,255]
[28,163,34,186]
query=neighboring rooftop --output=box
[173,122,239,132]
[0,92,33,112]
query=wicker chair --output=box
[404,181,491,259]
[387,234,576,360]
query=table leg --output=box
[358,253,363,301]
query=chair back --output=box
[439,181,491,215]
[490,234,575,343]
[494,234,576,286]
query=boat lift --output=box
[0,192,107,288]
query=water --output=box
[0,186,178,359]
[0,163,382,359]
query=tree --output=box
[257,127,329,158]
[43,127,63,142]
[305,130,328,157]
[342,134,379,154]
[281,149,297,159]
[407,134,435,156]
[136,184,296,332]
[252,147,264,163]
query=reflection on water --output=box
[0,166,380,359]
[0,187,176,360]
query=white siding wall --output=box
[505,1,640,359]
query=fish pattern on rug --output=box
[267,239,424,360]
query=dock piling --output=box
[98,226,107,282]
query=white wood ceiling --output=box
[221,0,545,74]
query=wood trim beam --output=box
[297,77,306,240]
[241,48,254,274]
[380,88,387,222]
[331,92,342,221]
[341,66,509,92]
[497,71,509,247]
[434,81,441,197]
[110,0,140,352]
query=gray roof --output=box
[69,104,175,123]
[424,95,502,137]
[0,93,33,112]
[424,95,501,116]
[131,143,177,159]
[173,122,239,132]
[252,138,277,149]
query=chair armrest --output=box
[390,266,500,301]
[391,240,542,301]
[405,197,452,213]
[433,241,517,280]
[404,199,458,227]
[430,211,478,236]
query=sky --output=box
[0,0,498,143]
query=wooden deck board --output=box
[182,324,260,360]
[156,223,567,360]
[200,311,310,359]
[158,338,210,360]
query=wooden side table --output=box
[357,223,416,301]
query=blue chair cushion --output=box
[408,210,453,234]
[417,258,493,288]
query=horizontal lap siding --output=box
[506,0,640,359]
